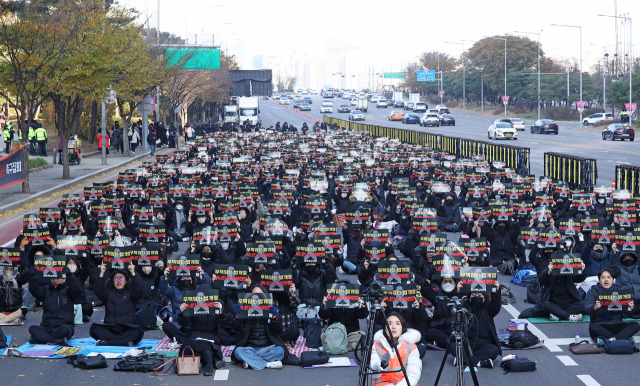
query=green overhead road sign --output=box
[165,48,221,70]
[384,72,406,79]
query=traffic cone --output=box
[612,179,616,189]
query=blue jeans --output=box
[234,345,284,370]
[149,144,156,156]
[342,260,357,273]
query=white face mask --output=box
[3,269,14,279]
[341,193,347,198]
[239,212,246,220]
[442,283,455,293]
[221,242,230,250]
[197,217,206,224]
[67,264,77,273]
[565,240,573,247]
[597,198,605,204]
[142,266,152,274]
[176,204,184,211]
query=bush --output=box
[593,119,620,128]
[28,157,48,168]
[492,107,503,115]
[583,107,604,116]
[510,107,527,114]
[447,100,459,108]
[541,107,577,121]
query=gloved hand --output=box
[380,353,390,369]
[233,304,242,315]
[269,305,278,317]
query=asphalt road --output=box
[1,103,639,386]
[268,94,640,187]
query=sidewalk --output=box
[0,146,157,212]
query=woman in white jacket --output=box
[370,312,422,386]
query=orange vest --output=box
[373,341,418,386]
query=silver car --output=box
[349,110,365,121]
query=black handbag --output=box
[300,350,329,367]
[114,353,167,372]
[67,354,109,370]
[500,357,536,373]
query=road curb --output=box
[0,151,155,216]
[29,164,53,173]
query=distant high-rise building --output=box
[251,55,264,70]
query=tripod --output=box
[433,307,480,386]
[357,298,411,386]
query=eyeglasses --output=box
[114,277,126,281]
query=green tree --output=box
[608,73,639,111]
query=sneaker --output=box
[630,337,636,345]
[265,360,283,369]
[479,359,493,369]
[549,314,560,321]
[596,338,605,347]
[203,365,214,376]
[568,314,583,322]
[242,361,249,369]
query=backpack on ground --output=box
[322,323,348,355]
[603,338,638,354]
[500,284,516,305]
[303,318,323,348]
[134,302,169,331]
[524,276,541,305]
[507,328,540,349]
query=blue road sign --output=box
[416,70,436,82]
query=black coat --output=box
[94,273,143,325]
[319,303,368,334]
[539,266,586,305]
[177,311,225,341]
[29,274,83,328]
[465,292,502,354]
[232,317,284,348]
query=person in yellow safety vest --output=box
[621,110,629,124]
[34,125,48,156]
[2,124,11,154]
[28,125,36,155]
[370,313,422,386]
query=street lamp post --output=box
[444,41,466,109]
[552,24,582,127]
[599,14,633,121]
[514,30,542,120]
[488,37,507,116]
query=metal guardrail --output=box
[544,152,598,190]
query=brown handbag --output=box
[176,346,201,375]
[569,340,603,355]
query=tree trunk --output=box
[88,100,98,144]
[19,102,30,193]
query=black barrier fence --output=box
[615,165,640,195]
[323,116,531,176]
[543,153,598,190]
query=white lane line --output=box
[556,355,578,366]
[577,375,602,386]
[503,304,561,352]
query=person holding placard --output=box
[540,258,587,321]
[0,265,29,323]
[90,264,144,346]
[28,265,82,344]
[584,268,640,346]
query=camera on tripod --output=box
[365,281,391,304]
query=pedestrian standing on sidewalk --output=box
[147,127,156,157]
[129,125,140,153]
[2,123,11,154]
[34,124,48,156]
[97,130,110,155]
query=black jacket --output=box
[465,292,502,354]
[29,274,83,328]
[319,303,368,334]
[539,266,586,305]
[94,273,143,325]
[177,310,225,341]
[232,317,285,349]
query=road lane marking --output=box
[503,305,561,352]
[577,375,602,386]
[556,355,577,366]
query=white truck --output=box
[357,95,368,112]
[409,93,420,104]
[223,105,239,127]
[237,97,260,127]
[393,91,403,103]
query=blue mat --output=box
[14,338,161,358]
[0,335,11,356]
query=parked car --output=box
[602,123,635,141]
[530,119,559,134]
[402,113,421,124]
[488,122,518,140]
[439,114,455,126]
[420,113,440,127]
[510,118,525,131]
[388,111,404,121]
[338,104,350,113]
[349,110,365,121]
[584,112,614,126]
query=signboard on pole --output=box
[576,101,587,114]
[0,146,25,189]
[438,90,445,97]
[625,103,637,115]
[383,72,406,79]
[501,96,510,107]
[417,70,436,82]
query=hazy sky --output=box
[119,0,638,74]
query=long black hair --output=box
[383,311,409,343]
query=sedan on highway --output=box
[337,104,351,113]
[420,113,440,127]
[393,100,404,108]
[602,123,635,141]
[299,103,311,111]
[405,102,414,111]
[531,119,559,134]
[376,98,388,108]
[439,114,456,126]
[510,118,525,131]
[488,122,518,140]
[349,110,365,121]
[303,96,313,104]
[388,111,404,121]
[280,98,290,105]
[320,102,332,113]
[402,113,420,124]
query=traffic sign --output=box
[501,96,510,107]
[438,90,445,97]
[625,103,637,115]
[384,72,406,79]
[576,101,587,114]
[417,70,436,82]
